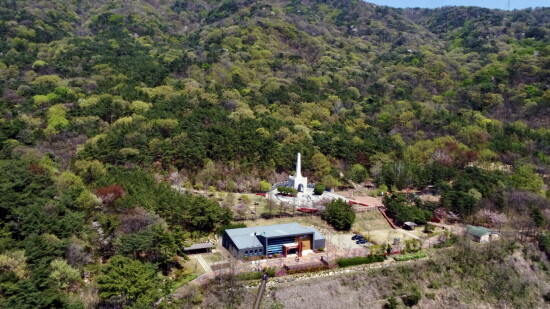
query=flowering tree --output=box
[477,209,508,227]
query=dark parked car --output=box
[352,235,362,240]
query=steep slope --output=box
[1,1,548,176]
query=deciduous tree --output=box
[322,199,355,230]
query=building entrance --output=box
[282,242,303,257]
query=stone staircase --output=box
[195,254,212,272]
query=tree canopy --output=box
[322,199,356,230]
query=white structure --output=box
[288,153,308,192]
[269,152,348,208]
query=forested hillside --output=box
[0,0,549,308]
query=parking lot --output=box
[326,233,368,250]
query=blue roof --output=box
[225,223,324,249]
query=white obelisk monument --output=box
[289,153,308,192]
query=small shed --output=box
[466,225,500,243]
[364,180,376,189]
[403,222,417,230]
[184,243,213,254]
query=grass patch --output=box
[426,231,443,237]
[202,252,224,264]
[241,215,332,230]
[169,274,198,292]
[433,235,459,248]
[366,229,415,245]
[337,255,385,267]
[393,251,427,261]
[184,258,206,276]
[216,222,247,235]
[353,210,391,231]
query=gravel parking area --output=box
[326,233,366,250]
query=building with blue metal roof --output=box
[222,223,325,258]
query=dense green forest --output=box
[0,0,549,307]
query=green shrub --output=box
[424,223,435,233]
[384,296,399,309]
[237,267,276,280]
[393,251,427,261]
[404,239,422,253]
[236,271,262,281]
[259,180,271,192]
[337,255,385,267]
[265,267,276,277]
[313,183,326,195]
[277,186,298,196]
[538,233,550,257]
[402,289,421,307]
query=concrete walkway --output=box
[194,255,212,272]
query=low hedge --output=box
[337,255,385,267]
[236,267,276,280]
[265,267,276,277]
[169,274,198,292]
[277,186,298,196]
[393,251,427,261]
[288,266,330,274]
[237,271,262,280]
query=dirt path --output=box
[429,222,466,235]
[253,278,268,309]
